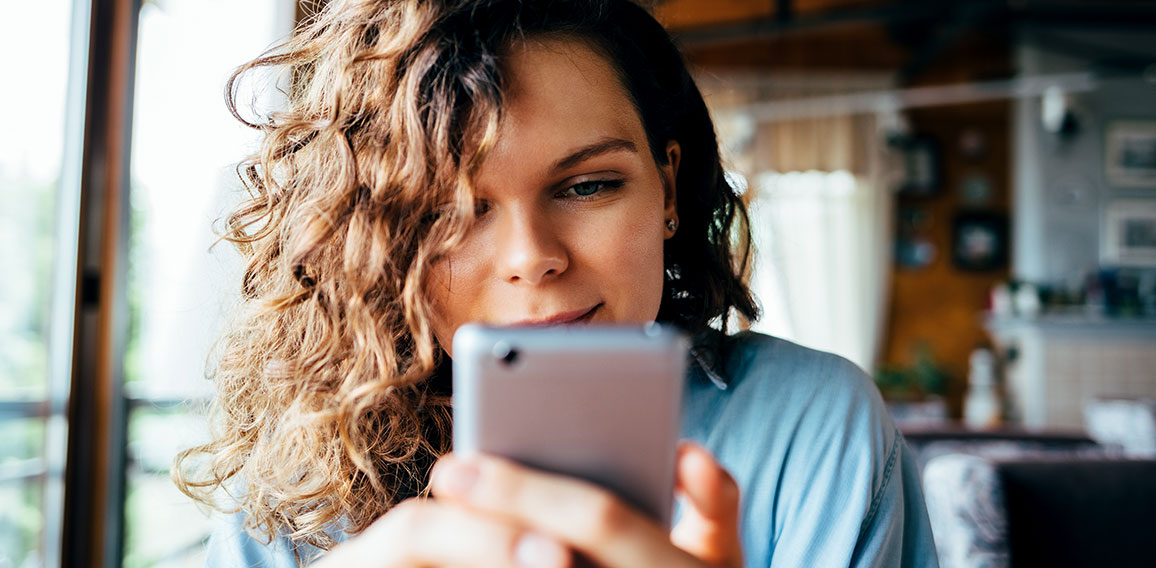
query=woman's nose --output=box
[497,208,568,285]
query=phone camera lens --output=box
[492,342,519,366]
[502,349,519,365]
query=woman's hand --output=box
[670,442,744,567]
[314,441,742,567]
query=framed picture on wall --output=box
[895,206,937,269]
[1105,120,1156,188]
[951,211,1008,271]
[1102,199,1156,267]
[891,135,941,196]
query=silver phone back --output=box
[452,324,688,525]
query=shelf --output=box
[985,312,1156,338]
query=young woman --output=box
[175,1,938,566]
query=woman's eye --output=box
[559,179,625,199]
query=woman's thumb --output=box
[670,441,743,567]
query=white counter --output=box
[984,313,1156,429]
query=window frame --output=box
[60,0,141,566]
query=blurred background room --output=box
[1,0,1154,566]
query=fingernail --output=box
[514,532,567,568]
[436,458,480,498]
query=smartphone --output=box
[452,323,688,525]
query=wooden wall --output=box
[884,102,1011,414]
[655,0,883,29]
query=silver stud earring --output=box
[666,218,678,233]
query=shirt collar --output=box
[689,328,731,391]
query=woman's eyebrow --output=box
[551,137,638,172]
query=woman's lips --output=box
[510,303,601,326]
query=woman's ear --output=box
[662,141,680,234]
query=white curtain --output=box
[747,169,893,372]
[705,74,895,372]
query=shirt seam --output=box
[860,427,900,533]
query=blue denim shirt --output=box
[677,331,938,567]
[207,331,938,567]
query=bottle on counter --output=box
[1014,283,1041,318]
[964,347,1002,429]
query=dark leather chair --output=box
[999,457,1156,567]
[919,433,1156,568]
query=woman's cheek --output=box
[601,207,667,321]
[428,237,492,348]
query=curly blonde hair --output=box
[174,0,757,556]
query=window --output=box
[2,0,297,566]
[122,1,294,566]
[0,1,89,566]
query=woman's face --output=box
[429,37,679,356]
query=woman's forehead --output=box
[499,35,635,118]
[477,37,649,185]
